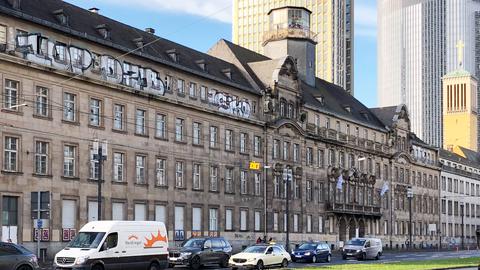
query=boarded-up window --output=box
[88,201,98,222]
[112,202,125,221]
[225,209,233,231]
[62,200,75,228]
[192,207,202,231]
[174,206,184,231]
[134,203,146,221]
[155,205,166,224]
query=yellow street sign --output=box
[249,161,261,170]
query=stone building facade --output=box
[0,0,441,257]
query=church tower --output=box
[262,6,317,87]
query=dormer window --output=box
[316,96,324,105]
[222,68,232,80]
[133,37,144,50]
[166,49,178,63]
[95,24,110,39]
[196,59,207,71]
[344,105,351,113]
[7,0,21,9]
[361,112,370,121]
[52,9,68,26]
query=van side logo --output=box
[128,235,139,241]
[144,230,168,248]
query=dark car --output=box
[291,242,331,263]
[168,237,232,269]
[0,242,39,270]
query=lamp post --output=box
[93,139,108,221]
[460,201,465,250]
[283,166,292,252]
[407,186,413,250]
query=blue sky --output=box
[66,0,378,107]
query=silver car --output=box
[342,238,382,260]
[0,242,39,270]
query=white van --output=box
[342,238,382,260]
[54,221,168,270]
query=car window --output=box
[104,233,118,250]
[204,240,212,249]
[273,247,283,255]
[221,239,229,248]
[0,244,21,256]
[323,244,329,250]
[212,239,223,248]
[266,247,273,254]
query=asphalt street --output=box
[41,250,480,270]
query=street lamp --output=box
[460,201,465,250]
[283,166,293,252]
[93,139,108,221]
[407,186,413,250]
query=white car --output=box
[229,244,291,269]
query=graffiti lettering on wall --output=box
[15,33,165,96]
[208,89,251,118]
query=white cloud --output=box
[102,0,233,23]
[355,1,377,38]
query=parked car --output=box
[291,242,331,263]
[342,238,382,260]
[0,241,39,270]
[168,237,232,269]
[54,221,169,270]
[229,244,291,269]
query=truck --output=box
[54,221,168,270]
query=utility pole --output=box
[283,166,292,252]
[93,139,108,221]
[460,202,464,250]
[36,191,40,259]
[407,186,413,250]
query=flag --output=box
[336,174,344,190]
[380,182,389,196]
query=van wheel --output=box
[190,256,201,270]
[375,252,381,260]
[360,253,366,261]
[149,262,160,270]
[92,264,104,270]
[220,255,229,268]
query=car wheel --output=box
[16,265,32,270]
[325,254,331,263]
[342,255,347,260]
[311,255,317,263]
[92,264,104,270]
[281,258,288,268]
[168,263,174,269]
[190,256,201,270]
[220,255,229,268]
[256,260,264,270]
[149,262,160,270]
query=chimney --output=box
[145,28,155,34]
[89,7,100,14]
[7,0,21,9]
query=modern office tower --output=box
[232,0,354,94]
[378,0,480,148]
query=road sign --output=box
[249,161,261,170]
[36,219,43,229]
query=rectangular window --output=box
[134,203,146,221]
[4,79,18,110]
[283,141,289,160]
[89,98,101,126]
[306,147,313,166]
[31,191,50,219]
[273,139,279,159]
[88,201,98,222]
[136,155,146,184]
[210,126,218,148]
[317,149,324,168]
[307,215,312,233]
[306,180,312,201]
[319,182,325,202]
[63,92,76,122]
[318,216,324,233]
[89,148,100,180]
[155,114,167,139]
[210,166,218,191]
[254,173,261,196]
[175,118,184,141]
[209,209,218,231]
[156,158,166,186]
[193,122,202,145]
[113,152,125,182]
[225,129,233,151]
[113,104,125,130]
[2,196,18,227]
[273,212,279,231]
[175,206,184,232]
[240,210,247,231]
[189,82,196,97]
[135,109,146,135]
[274,176,280,198]
[225,209,233,231]
[34,141,48,175]
[155,205,166,223]
[200,85,207,100]
[112,202,125,221]
[193,163,201,190]
[35,86,49,117]
[254,136,261,156]
[175,161,184,188]
[293,143,299,162]
[328,149,335,166]
[62,200,76,228]
[0,25,6,45]
[63,145,76,177]
[192,207,202,231]
[240,171,247,194]
[240,133,247,153]
[293,214,299,232]
[225,168,234,193]
[254,211,261,231]
[177,79,185,94]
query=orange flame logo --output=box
[144,230,168,248]
[128,235,139,241]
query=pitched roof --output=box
[0,0,256,94]
[439,148,480,169]
[370,106,399,127]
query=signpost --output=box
[283,167,292,252]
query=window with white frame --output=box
[200,85,207,100]
[209,208,218,231]
[89,98,101,126]
[240,210,247,230]
[113,104,125,130]
[293,214,299,232]
[306,147,313,166]
[35,86,49,117]
[192,207,202,232]
[254,136,261,156]
[225,209,233,230]
[63,92,76,121]
[283,213,287,232]
[193,122,202,145]
[135,109,146,135]
[113,152,124,182]
[193,163,201,190]
[318,216,324,233]
[89,148,100,180]
[0,25,6,46]
[225,129,233,151]
[156,158,166,186]
[306,180,312,201]
[175,118,184,141]
[175,206,184,232]
[254,173,261,196]
[274,176,280,197]
[225,168,234,193]
[4,79,18,110]
[175,161,184,188]
[307,215,312,232]
[34,141,48,175]
[273,212,279,231]
[189,82,196,97]
[210,166,218,191]
[156,114,166,139]
[62,200,76,229]
[328,149,335,166]
[240,170,247,194]
[134,203,146,221]
[112,202,125,220]
[63,145,76,177]
[210,126,218,148]
[240,133,247,153]
[317,149,324,168]
[283,141,289,160]
[293,143,299,162]
[177,79,185,94]
[136,155,146,184]
[273,139,279,159]
[155,205,166,223]
[88,201,98,222]
[254,211,261,231]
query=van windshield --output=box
[67,232,106,249]
[346,239,366,246]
